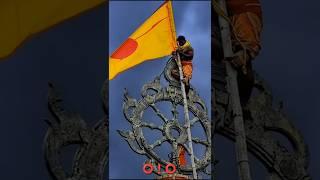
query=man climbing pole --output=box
[170,36,193,171]
[171,35,198,178]
[171,35,194,97]
[213,1,263,179]
[225,0,263,105]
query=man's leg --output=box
[182,64,192,98]
[237,61,254,106]
[171,65,192,98]
[230,12,261,106]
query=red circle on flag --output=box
[111,38,138,60]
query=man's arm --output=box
[179,48,194,60]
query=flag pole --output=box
[175,53,198,179]
[216,0,252,180]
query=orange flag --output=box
[109,1,177,80]
[0,0,105,59]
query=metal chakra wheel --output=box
[118,59,211,176]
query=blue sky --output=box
[109,1,211,179]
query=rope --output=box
[158,57,173,79]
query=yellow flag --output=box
[109,1,177,80]
[0,0,105,59]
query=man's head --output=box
[177,35,186,46]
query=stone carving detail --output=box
[213,62,311,179]
[212,8,310,178]
[44,82,108,180]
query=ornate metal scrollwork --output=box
[118,60,211,176]
[44,82,108,180]
[213,65,311,179]
[212,7,311,178]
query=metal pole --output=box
[216,0,252,180]
[175,53,198,179]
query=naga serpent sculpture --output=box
[44,81,108,180]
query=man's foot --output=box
[185,83,190,99]
[182,78,189,85]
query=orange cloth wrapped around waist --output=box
[226,0,263,59]
[231,12,262,59]
[227,0,262,20]
[181,61,193,80]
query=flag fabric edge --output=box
[109,1,177,80]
